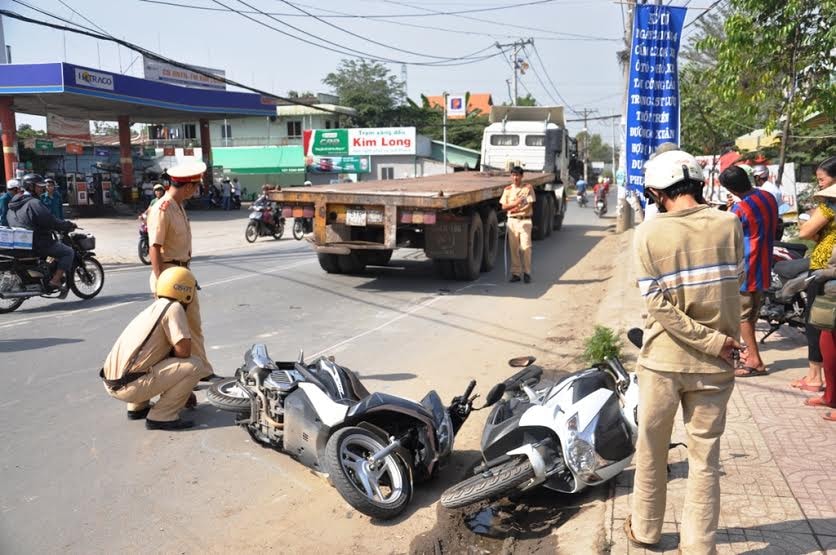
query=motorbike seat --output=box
[774,242,807,257]
[774,258,810,281]
[310,359,370,403]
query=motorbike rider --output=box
[752,164,781,205]
[6,174,76,293]
[0,178,21,226]
[626,150,743,553]
[593,177,608,210]
[576,179,587,202]
[100,266,202,430]
[254,184,272,207]
[146,159,218,382]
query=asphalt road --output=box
[0,193,615,553]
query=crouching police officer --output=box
[100,267,203,430]
[146,159,218,381]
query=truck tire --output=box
[553,194,565,231]
[433,259,456,280]
[453,212,483,281]
[362,250,393,267]
[318,253,342,274]
[532,193,548,241]
[337,252,367,274]
[480,208,499,272]
[544,195,554,238]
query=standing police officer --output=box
[146,160,217,381]
[500,166,536,283]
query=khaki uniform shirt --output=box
[103,299,191,379]
[147,193,192,263]
[500,184,535,218]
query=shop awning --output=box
[212,146,305,174]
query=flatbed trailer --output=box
[268,171,566,280]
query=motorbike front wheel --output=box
[70,257,105,300]
[245,222,259,243]
[440,457,534,509]
[325,426,413,520]
[206,378,251,413]
[138,237,151,265]
[0,272,25,313]
[293,219,305,240]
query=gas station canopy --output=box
[0,62,277,122]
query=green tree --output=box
[501,93,537,107]
[575,131,613,162]
[16,123,46,139]
[702,0,836,182]
[92,121,117,135]
[323,59,405,127]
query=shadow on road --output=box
[0,337,85,352]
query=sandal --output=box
[791,377,825,391]
[823,411,836,422]
[623,515,658,548]
[804,396,830,407]
[735,366,768,377]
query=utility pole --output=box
[442,92,448,174]
[496,39,532,106]
[577,108,598,182]
[616,0,637,233]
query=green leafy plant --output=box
[582,326,622,364]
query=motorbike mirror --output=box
[508,355,536,368]
[483,383,506,408]
[627,328,644,349]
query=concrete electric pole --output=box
[615,0,637,233]
[576,108,598,182]
[496,39,533,106]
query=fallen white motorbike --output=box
[440,331,641,508]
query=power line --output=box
[683,0,725,29]
[519,45,559,105]
[529,42,578,115]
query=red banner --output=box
[163,146,175,156]
[66,143,84,155]
[183,147,194,156]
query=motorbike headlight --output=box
[565,413,599,479]
[437,409,454,457]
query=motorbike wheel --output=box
[272,222,285,240]
[206,378,251,413]
[138,237,151,265]
[70,257,105,300]
[293,220,305,241]
[439,457,535,509]
[0,272,25,313]
[245,222,259,243]
[325,426,413,520]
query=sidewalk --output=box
[603,230,835,554]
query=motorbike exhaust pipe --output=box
[0,291,40,299]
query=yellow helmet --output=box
[156,267,197,304]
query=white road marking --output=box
[90,301,138,313]
[201,258,315,288]
[310,282,480,358]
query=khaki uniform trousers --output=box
[150,264,213,378]
[507,217,532,276]
[631,367,735,555]
[106,356,202,422]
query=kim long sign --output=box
[625,5,687,193]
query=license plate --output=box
[346,208,367,226]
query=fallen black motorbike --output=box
[207,344,477,519]
[0,229,105,313]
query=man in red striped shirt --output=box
[720,165,778,377]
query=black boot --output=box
[145,418,194,431]
[127,405,152,420]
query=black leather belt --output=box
[165,260,190,268]
[508,216,532,220]
[99,368,145,391]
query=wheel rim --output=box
[0,273,24,310]
[338,434,405,505]
[218,380,249,399]
[245,224,258,242]
[73,260,103,296]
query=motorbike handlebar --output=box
[462,380,476,400]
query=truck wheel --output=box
[433,259,456,280]
[480,208,499,272]
[318,253,342,274]
[544,195,554,238]
[532,193,548,241]
[453,212,483,281]
[553,194,565,231]
[337,252,366,274]
[362,250,393,267]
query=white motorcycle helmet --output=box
[643,149,704,190]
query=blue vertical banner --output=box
[626,5,687,194]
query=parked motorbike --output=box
[245,203,285,242]
[440,331,641,509]
[576,190,588,208]
[0,229,105,313]
[759,242,810,343]
[207,344,477,519]
[138,216,151,265]
[292,217,312,241]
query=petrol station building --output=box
[0,61,276,204]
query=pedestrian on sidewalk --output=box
[41,178,64,219]
[100,267,202,430]
[221,177,232,211]
[500,166,535,283]
[805,247,836,420]
[719,165,778,378]
[626,150,743,555]
[146,159,220,383]
[793,156,836,393]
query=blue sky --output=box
[2,0,702,138]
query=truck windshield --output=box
[489,134,520,146]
